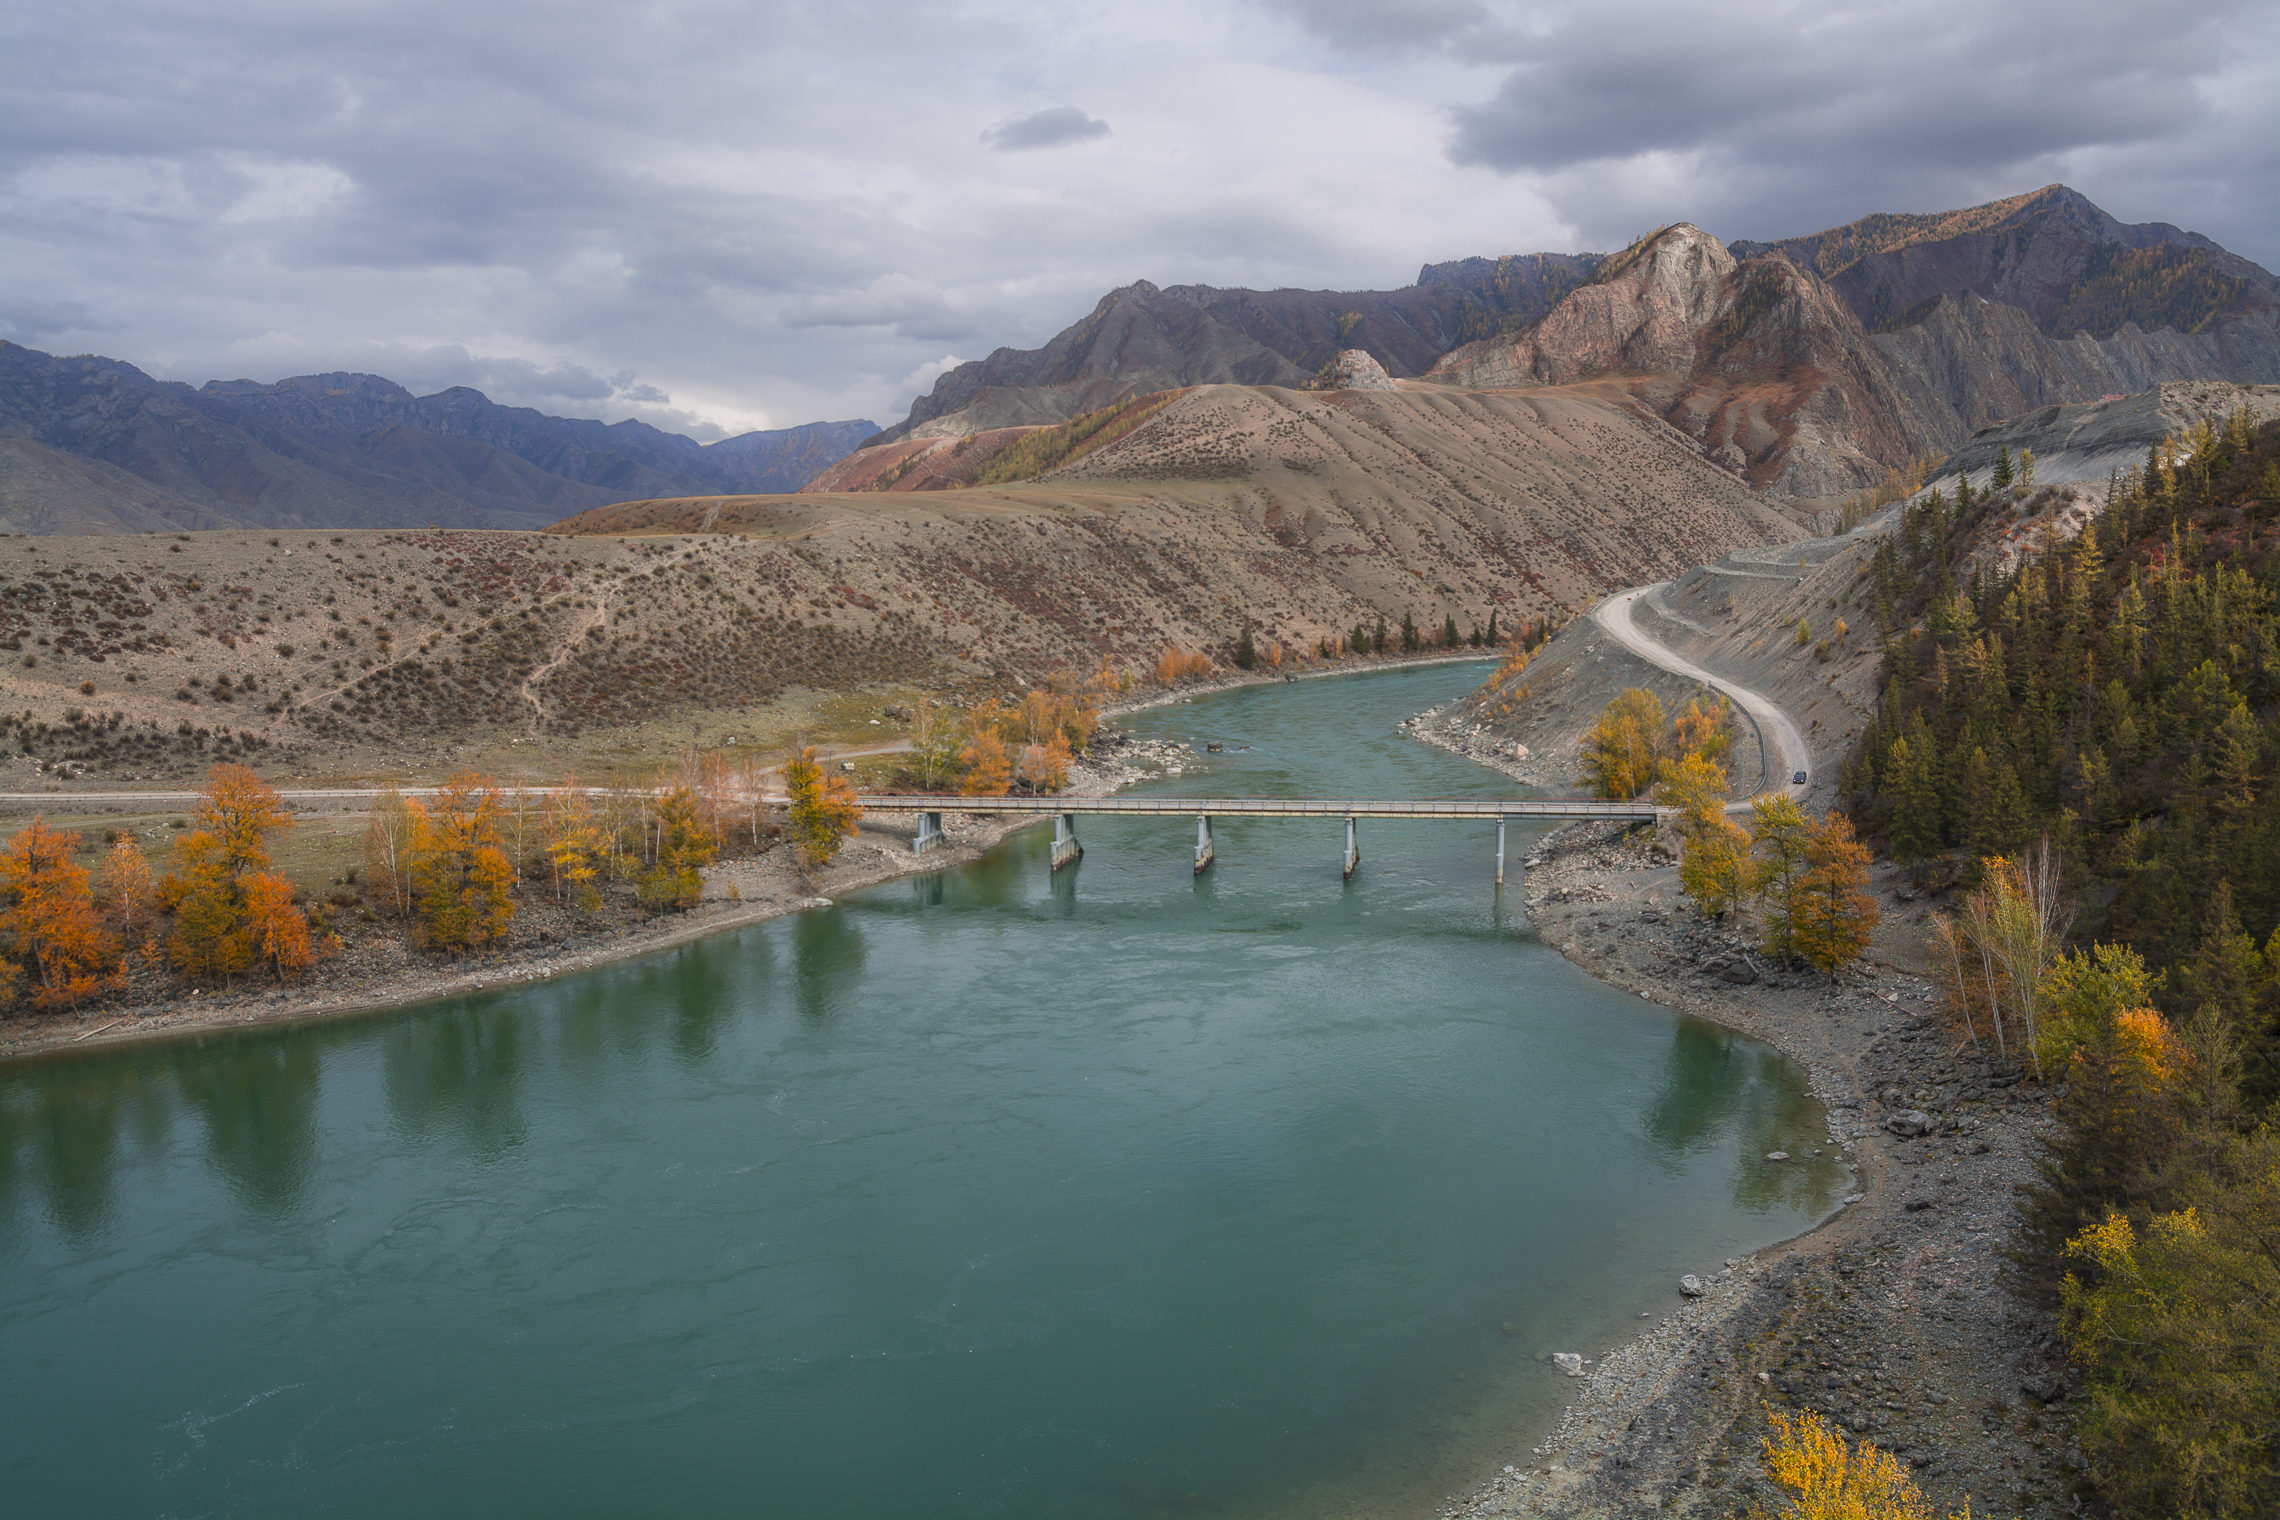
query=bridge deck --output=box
[855,795,1662,820]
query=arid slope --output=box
[571,379,1805,677]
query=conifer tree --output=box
[1789,812,1878,974]
[0,818,123,1009]
[410,771,516,952]
[166,764,309,983]
[785,747,862,870]
[1750,794,1813,963]
[639,786,715,909]
[959,729,1013,797]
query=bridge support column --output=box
[1051,813,1083,872]
[912,811,945,855]
[1343,815,1360,881]
[1194,815,1215,875]
[1496,816,1507,886]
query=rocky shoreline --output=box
[1405,703,2082,1519]
[0,737,1206,1063]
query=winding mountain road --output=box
[1593,583,1811,802]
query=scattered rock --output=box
[1884,1109,1934,1137]
[1553,1352,1585,1377]
[1765,1151,1789,1162]
[1679,1274,1706,1298]
[2020,1375,2064,1405]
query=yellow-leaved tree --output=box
[1668,693,1734,766]
[541,777,602,911]
[959,728,1013,798]
[1748,1407,1981,1519]
[410,771,516,953]
[1748,793,1813,963]
[2061,1133,2280,1520]
[640,785,716,909]
[165,764,313,984]
[1581,688,1666,799]
[101,835,154,951]
[784,747,862,871]
[1658,752,1751,917]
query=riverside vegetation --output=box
[1768,410,2280,1516]
[0,634,1507,1020]
[1575,684,1881,976]
[1563,412,2280,1516]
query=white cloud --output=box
[898,354,968,394]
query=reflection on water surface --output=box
[0,664,1841,1520]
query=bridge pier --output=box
[1496,816,1506,886]
[1343,815,1360,880]
[1051,813,1083,872]
[912,811,945,855]
[1195,814,1215,875]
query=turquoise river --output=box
[0,662,1842,1518]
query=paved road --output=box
[0,738,921,810]
[1592,583,1811,802]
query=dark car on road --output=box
[1792,771,1808,785]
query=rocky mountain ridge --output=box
[0,342,874,535]
[880,252,1601,443]
[870,187,2278,500]
[1731,184,2275,337]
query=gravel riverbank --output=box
[1407,703,2083,1520]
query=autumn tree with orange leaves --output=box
[1789,812,1879,974]
[164,764,316,983]
[0,818,125,1009]
[409,771,517,953]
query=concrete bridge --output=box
[855,794,1665,883]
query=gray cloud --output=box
[980,107,1112,152]
[1264,0,1493,51]
[0,0,2270,445]
[1440,0,2279,259]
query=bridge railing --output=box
[852,793,1666,883]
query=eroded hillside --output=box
[1464,382,2280,800]
[0,377,1802,787]
[574,381,1807,679]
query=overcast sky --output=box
[5,0,2272,441]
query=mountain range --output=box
[0,343,876,535]
[7,185,2274,537]
[865,186,2279,497]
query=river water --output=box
[0,663,1842,1518]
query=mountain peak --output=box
[203,371,418,405]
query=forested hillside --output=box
[1844,411,2280,1515]
[1848,411,2280,967]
